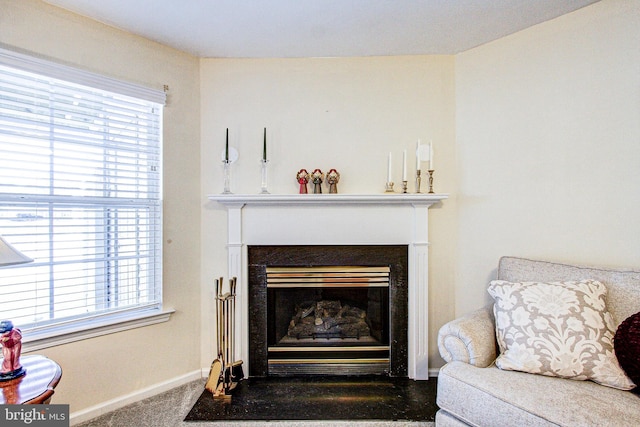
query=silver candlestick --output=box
[415,170,422,193]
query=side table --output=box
[0,355,62,404]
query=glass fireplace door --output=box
[266,266,390,375]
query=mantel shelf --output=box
[208,193,448,207]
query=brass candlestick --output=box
[415,170,422,193]
[402,180,408,193]
[385,181,395,193]
[427,169,435,194]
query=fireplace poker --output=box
[232,278,237,374]
[221,289,230,390]
[228,279,234,386]
[229,278,244,384]
[222,286,235,393]
[217,277,223,363]
[219,281,228,369]
[224,288,231,389]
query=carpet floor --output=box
[185,376,438,423]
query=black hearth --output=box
[248,245,408,377]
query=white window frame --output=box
[0,47,173,351]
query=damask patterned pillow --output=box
[488,279,635,390]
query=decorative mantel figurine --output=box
[326,169,340,193]
[296,169,309,194]
[310,169,324,194]
[0,320,25,381]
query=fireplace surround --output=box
[209,193,447,379]
[248,245,408,377]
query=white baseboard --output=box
[70,370,203,426]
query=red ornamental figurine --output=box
[296,169,309,194]
[0,320,25,381]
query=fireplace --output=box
[248,245,408,377]
[209,193,447,379]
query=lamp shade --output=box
[0,235,33,267]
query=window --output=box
[0,48,168,349]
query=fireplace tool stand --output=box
[205,276,244,399]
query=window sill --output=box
[22,308,175,352]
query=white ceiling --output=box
[43,0,600,58]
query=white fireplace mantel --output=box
[208,192,447,379]
[209,193,447,206]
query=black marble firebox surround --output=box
[248,245,409,377]
[184,375,438,422]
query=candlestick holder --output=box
[415,170,422,193]
[402,180,408,193]
[427,169,435,194]
[260,160,269,194]
[385,181,395,193]
[222,160,232,194]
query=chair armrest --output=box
[437,305,497,368]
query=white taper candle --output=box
[429,141,434,170]
[402,149,407,181]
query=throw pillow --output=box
[488,279,635,390]
[614,311,640,388]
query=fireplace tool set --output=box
[205,277,244,398]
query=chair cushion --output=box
[437,362,640,427]
[488,279,635,390]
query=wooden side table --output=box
[0,355,62,404]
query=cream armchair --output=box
[435,257,640,427]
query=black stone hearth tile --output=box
[184,376,438,422]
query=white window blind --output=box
[0,48,165,340]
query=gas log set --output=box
[263,265,393,376]
[287,300,371,340]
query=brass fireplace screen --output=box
[266,266,391,375]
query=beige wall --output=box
[454,0,640,317]
[0,0,201,416]
[200,0,640,373]
[199,56,457,370]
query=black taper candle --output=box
[225,128,229,161]
[263,128,267,161]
